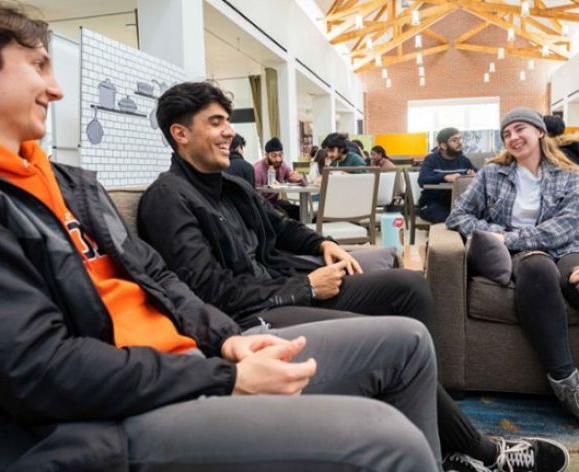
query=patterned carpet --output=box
[458,393,579,470]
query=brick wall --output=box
[361,10,561,133]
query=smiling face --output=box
[171,101,234,172]
[502,121,543,161]
[0,41,63,152]
[266,150,283,169]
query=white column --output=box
[276,57,300,162]
[338,110,357,135]
[137,0,206,80]
[312,92,336,145]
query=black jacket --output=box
[138,154,326,323]
[0,164,240,471]
[224,150,255,187]
[561,141,579,166]
[418,150,475,206]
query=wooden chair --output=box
[307,167,380,244]
[403,168,430,244]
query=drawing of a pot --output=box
[118,95,138,113]
[98,79,116,109]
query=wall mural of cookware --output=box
[98,78,116,109]
[118,95,138,113]
[86,107,104,145]
[148,79,169,130]
[136,81,155,97]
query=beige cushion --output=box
[468,275,579,325]
[107,188,146,236]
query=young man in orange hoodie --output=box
[0,3,446,471]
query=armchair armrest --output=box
[425,223,467,390]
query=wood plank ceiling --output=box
[325,0,579,72]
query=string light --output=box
[497,47,505,59]
[419,76,426,87]
[507,28,515,42]
[415,34,423,48]
[382,68,389,79]
[489,62,496,73]
[411,10,420,26]
[416,52,423,65]
[386,78,392,88]
[519,70,527,81]
[521,0,530,17]
[418,66,425,77]
[484,72,490,83]
[528,59,535,70]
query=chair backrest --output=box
[107,187,147,236]
[404,168,422,207]
[317,167,380,221]
[293,161,311,172]
[376,170,398,206]
[451,175,474,208]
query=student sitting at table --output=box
[370,145,396,170]
[254,137,303,219]
[322,132,366,170]
[418,127,476,223]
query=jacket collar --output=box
[170,153,223,202]
[496,158,560,182]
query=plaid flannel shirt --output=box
[446,161,579,259]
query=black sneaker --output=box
[491,437,569,472]
[443,453,491,471]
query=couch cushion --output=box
[467,230,512,286]
[468,275,579,325]
[107,188,146,236]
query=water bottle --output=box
[380,212,405,254]
[267,166,276,186]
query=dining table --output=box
[256,183,320,224]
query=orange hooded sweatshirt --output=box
[0,141,197,353]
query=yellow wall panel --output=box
[374,133,429,157]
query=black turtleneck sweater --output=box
[181,160,272,281]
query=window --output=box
[407,97,500,133]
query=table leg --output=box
[299,193,311,224]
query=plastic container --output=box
[381,212,405,253]
[267,166,276,186]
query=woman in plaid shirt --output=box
[447,107,579,419]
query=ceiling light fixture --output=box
[489,62,496,73]
[355,15,363,29]
[562,24,569,36]
[521,0,530,17]
[419,76,426,87]
[386,78,392,88]
[484,72,490,83]
[382,68,388,79]
[415,34,423,48]
[418,66,425,77]
[507,28,515,42]
[366,38,373,50]
[375,55,383,66]
[412,10,420,26]
[416,52,423,65]
[528,59,535,70]
[541,44,550,56]
[497,47,505,59]
[519,70,526,81]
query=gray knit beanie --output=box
[500,107,546,140]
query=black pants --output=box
[513,251,579,379]
[274,199,300,221]
[261,270,496,463]
[419,200,451,224]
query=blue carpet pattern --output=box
[458,394,579,452]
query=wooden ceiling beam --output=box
[535,0,562,34]
[325,0,386,23]
[455,43,567,61]
[357,44,450,71]
[423,29,448,44]
[455,20,491,43]
[352,5,457,70]
[460,1,579,23]
[330,3,451,44]
[462,5,571,58]
[352,2,390,51]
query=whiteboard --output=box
[48,33,81,166]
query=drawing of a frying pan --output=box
[86,107,104,145]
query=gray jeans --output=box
[123,317,440,471]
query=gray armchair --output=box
[426,184,579,394]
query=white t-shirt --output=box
[511,165,542,229]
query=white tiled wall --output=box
[80,29,186,188]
